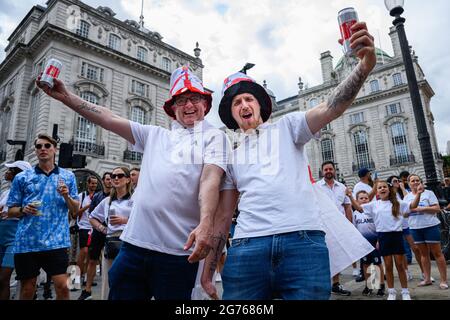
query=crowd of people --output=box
[0,20,448,301]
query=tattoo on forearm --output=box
[76,101,101,114]
[208,234,227,275]
[327,63,367,114]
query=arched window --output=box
[393,73,403,86]
[27,91,40,147]
[137,46,147,62]
[75,92,98,152]
[108,34,121,51]
[76,20,90,38]
[370,79,380,93]
[321,138,334,163]
[391,122,409,163]
[353,130,371,170]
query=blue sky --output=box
[1,0,449,153]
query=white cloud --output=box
[1,0,449,153]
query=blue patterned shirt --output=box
[7,165,79,253]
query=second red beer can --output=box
[338,7,360,57]
[40,58,62,88]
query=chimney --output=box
[320,51,333,84]
[389,26,402,58]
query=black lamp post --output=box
[385,0,442,199]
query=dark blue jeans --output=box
[222,230,331,300]
[108,242,198,300]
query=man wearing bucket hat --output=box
[0,161,32,300]
[36,66,230,299]
[201,21,377,300]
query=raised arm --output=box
[346,188,363,213]
[409,186,424,211]
[36,77,134,144]
[306,22,376,134]
[201,189,239,299]
[185,164,225,263]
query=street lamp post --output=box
[384,0,442,199]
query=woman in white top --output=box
[88,167,133,299]
[348,180,422,300]
[404,174,448,290]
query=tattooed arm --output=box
[306,22,376,134]
[36,77,134,144]
[201,189,239,299]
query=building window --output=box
[386,103,402,116]
[33,59,46,77]
[391,122,409,163]
[309,98,318,108]
[350,112,364,125]
[27,92,40,147]
[81,62,104,82]
[76,92,98,147]
[353,130,371,169]
[321,123,331,132]
[370,80,380,93]
[131,80,149,97]
[321,138,335,163]
[0,110,11,149]
[7,78,16,95]
[162,57,171,72]
[108,34,121,51]
[131,106,146,124]
[137,47,147,62]
[393,73,403,86]
[76,20,90,38]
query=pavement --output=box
[10,258,449,300]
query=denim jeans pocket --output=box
[230,238,249,248]
[299,230,326,247]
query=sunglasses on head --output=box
[111,173,127,179]
[35,143,53,150]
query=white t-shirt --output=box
[353,181,373,199]
[0,188,18,221]
[353,210,377,239]
[222,112,324,239]
[120,120,230,255]
[77,191,94,230]
[361,200,411,232]
[403,190,440,230]
[317,179,350,215]
[89,196,133,236]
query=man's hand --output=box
[22,204,40,216]
[184,221,213,263]
[345,187,353,198]
[201,273,219,300]
[57,182,70,198]
[348,22,376,73]
[36,74,70,103]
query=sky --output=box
[1,0,449,154]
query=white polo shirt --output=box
[89,196,133,236]
[77,191,94,230]
[352,181,373,199]
[120,120,230,255]
[222,112,324,240]
[403,190,440,230]
[317,179,350,215]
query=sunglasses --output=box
[391,179,399,183]
[35,143,53,150]
[174,95,203,107]
[111,173,127,179]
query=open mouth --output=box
[184,110,196,116]
[242,112,252,120]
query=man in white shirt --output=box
[353,168,374,199]
[317,161,352,296]
[201,21,377,300]
[37,66,230,300]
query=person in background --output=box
[399,171,411,193]
[0,161,32,300]
[130,168,140,190]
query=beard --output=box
[324,173,334,180]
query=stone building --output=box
[271,27,443,186]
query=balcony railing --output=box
[352,160,375,173]
[390,154,416,166]
[73,140,105,157]
[123,150,143,163]
[0,150,6,162]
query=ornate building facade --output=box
[271,27,443,186]
[0,0,203,181]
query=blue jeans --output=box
[108,242,199,300]
[222,230,331,300]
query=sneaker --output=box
[362,286,373,296]
[355,274,365,282]
[78,290,92,300]
[402,292,411,300]
[331,283,351,296]
[43,291,53,300]
[376,286,385,297]
[352,268,360,277]
[387,289,396,300]
[420,274,436,282]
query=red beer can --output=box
[40,58,62,88]
[338,7,361,56]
